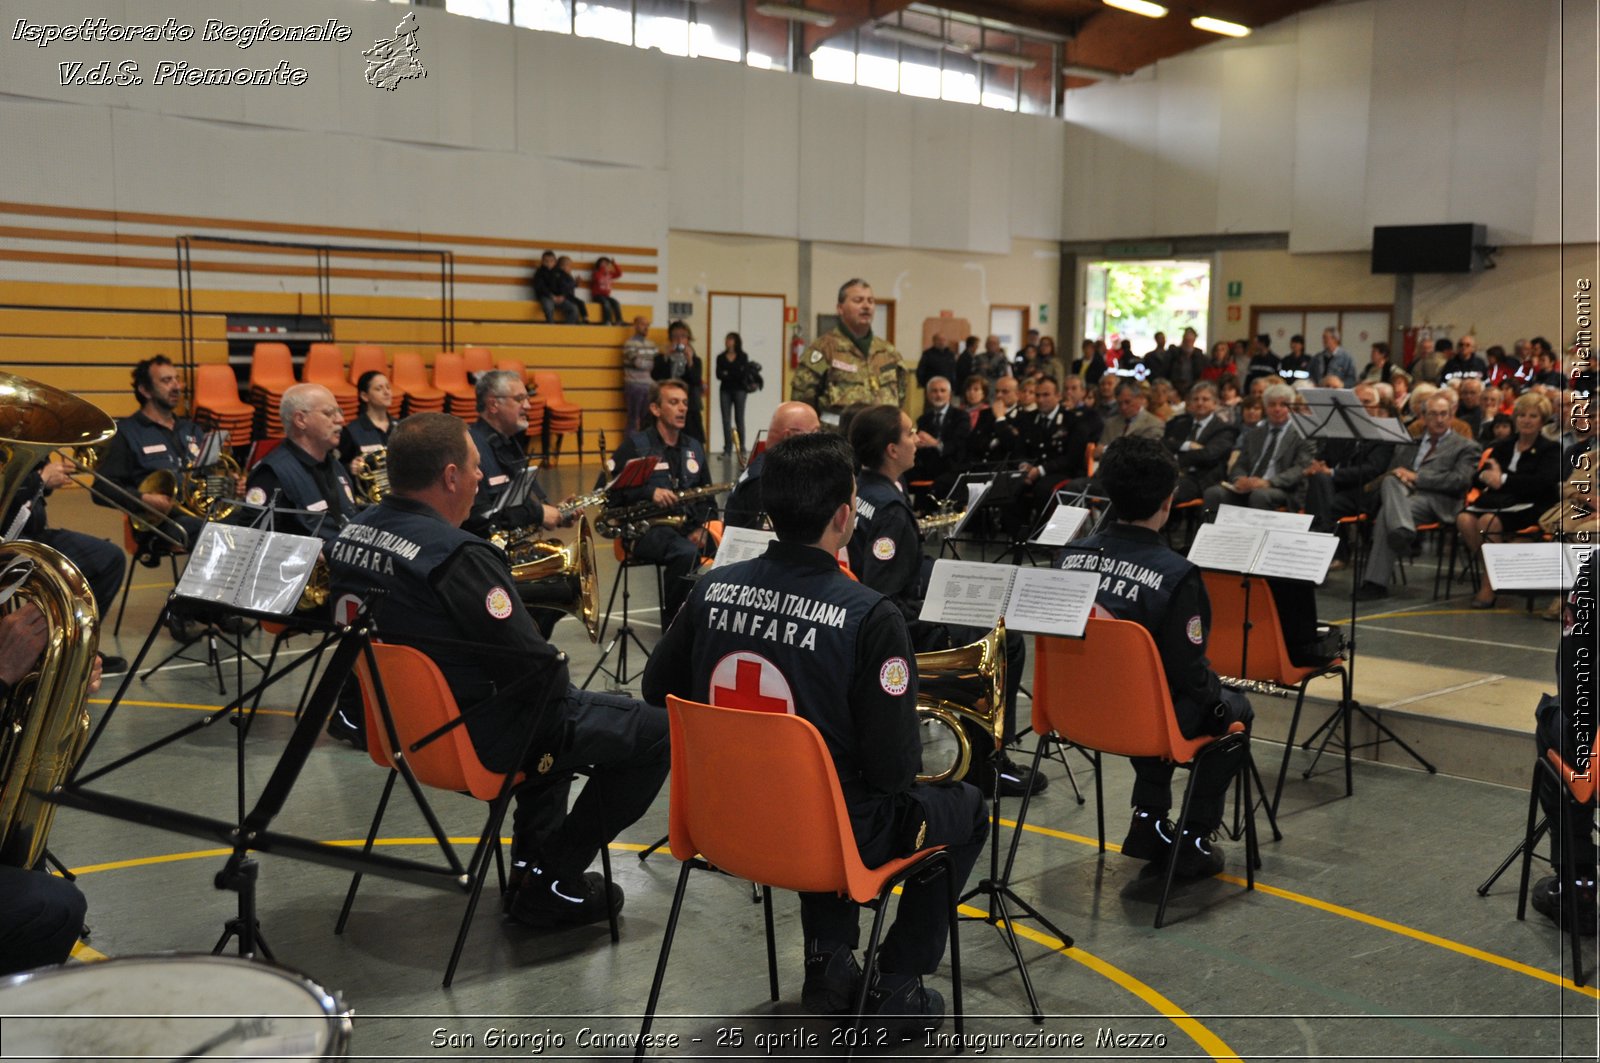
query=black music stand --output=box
[583,529,654,693]
[943,469,1026,562]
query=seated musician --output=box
[338,371,396,500]
[464,370,567,539]
[723,401,821,530]
[93,355,210,555]
[327,414,668,928]
[847,405,1042,798]
[643,433,984,1032]
[1055,437,1253,878]
[245,384,360,545]
[602,380,713,620]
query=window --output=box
[856,28,899,93]
[898,43,942,100]
[574,0,631,45]
[811,43,856,85]
[635,0,690,56]
[446,0,510,21]
[513,0,571,33]
[745,6,790,71]
[690,0,742,63]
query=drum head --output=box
[0,954,350,1061]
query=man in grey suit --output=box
[1098,379,1166,456]
[1203,383,1315,516]
[1162,381,1238,504]
[1356,392,1480,599]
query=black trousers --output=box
[801,782,988,975]
[0,865,85,976]
[1131,687,1254,831]
[34,527,125,620]
[511,686,669,882]
[633,524,703,623]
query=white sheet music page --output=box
[177,523,323,616]
[918,559,1014,628]
[1214,506,1315,532]
[1186,524,1265,574]
[952,481,991,537]
[1482,542,1569,591]
[1032,505,1091,546]
[710,526,776,569]
[1251,530,1339,583]
[1003,568,1099,638]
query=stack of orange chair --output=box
[497,360,544,447]
[248,342,298,438]
[302,343,360,420]
[191,364,254,447]
[460,347,493,378]
[531,370,583,462]
[348,346,401,417]
[391,351,446,417]
[432,353,478,423]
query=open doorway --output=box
[1081,259,1211,361]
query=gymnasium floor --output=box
[16,457,1597,1063]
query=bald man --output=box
[245,383,361,544]
[722,401,821,529]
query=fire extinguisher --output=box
[790,327,806,369]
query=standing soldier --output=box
[790,278,906,425]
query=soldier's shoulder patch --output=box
[809,348,824,364]
[1186,615,1203,644]
[879,657,910,696]
[872,536,896,561]
[486,586,514,620]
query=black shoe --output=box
[802,941,863,1014]
[167,616,204,642]
[217,614,256,637]
[997,754,1047,797]
[325,707,366,751]
[509,869,623,929]
[1354,582,1390,601]
[1171,828,1225,879]
[862,971,944,1041]
[1289,628,1345,667]
[99,655,129,676]
[1530,875,1598,935]
[1121,808,1176,862]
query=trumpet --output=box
[507,515,600,643]
[595,481,733,539]
[914,621,1008,784]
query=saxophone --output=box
[595,481,734,539]
[0,372,114,868]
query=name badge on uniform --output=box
[831,358,857,373]
[655,461,670,471]
[307,499,329,512]
[359,444,383,454]
[488,474,509,487]
[142,444,167,455]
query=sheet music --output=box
[1003,568,1098,638]
[1214,506,1315,532]
[710,526,775,569]
[953,481,991,537]
[1032,505,1092,546]
[176,523,323,616]
[486,466,539,517]
[1186,524,1266,574]
[1481,542,1570,591]
[194,430,224,467]
[1250,529,1339,583]
[918,559,1013,628]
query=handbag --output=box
[741,361,765,392]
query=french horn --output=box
[506,515,600,644]
[914,621,1007,784]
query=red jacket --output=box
[591,261,621,297]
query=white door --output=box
[1257,312,1303,353]
[708,294,785,456]
[1339,311,1391,356]
[989,307,1025,352]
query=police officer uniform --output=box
[789,326,906,423]
[244,439,359,544]
[847,469,1034,794]
[465,420,549,538]
[966,404,1027,465]
[94,410,209,549]
[643,539,985,979]
[1056,523,1252,831]
[1005,403,1101,538]
[327,494,668,908]
[604,426,713,619]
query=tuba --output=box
[913,621,1007,784]
[0,373,114,868]
[506,515,600,643]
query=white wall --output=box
[1062,0,1597,253]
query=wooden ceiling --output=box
[792,0,1328,86]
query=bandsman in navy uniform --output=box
[464,370,566,539]
[1054,436,1254,879]
[337,370,397,500]
[723,400,821,530]
[644,433,984,1033]
[328,413,668,929]
[245,384,360,545]
[602,379,713,620]
[846,405,1043,798]
[94,354,215,553]
[789,279,907,424]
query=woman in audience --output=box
[1146,379,1178,422]
[653,319,705,441]
[1483,344,1520,388]
[1200,340,1237,383]
[1459,392,1562,608]
[1390,372,1410,412]
[714,332,752,457]
[1013,343,1040,380]
[589,256,624,326]
[339,370,397,497]
[1035,336,1063,382]
[1216,373,1242,420]
[960,373,991,429]
[1360,341,1410,387]
[1017,376,1039,415]
[1238,393,1264,427]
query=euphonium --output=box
[180,450,242,522]
[0,372,114,868]
[913,621,1007,785]
[507,515,600,643]
[355,448,391,503]
[297,555,330,613]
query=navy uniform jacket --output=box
[848,469,924,625]
[327,495,568,773]
[245,439,358,544]
[337,412,394,467]
[722,448,768,530]
[604,427,714,528]
[94,411,207,502]
[1057,523,1227,739]
[643,539,920,849]
[466,420,549,537]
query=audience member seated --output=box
[533,250,581,324]
[1093,371,1120,420]
[589,256,624,326]
[1411,338,1450,386]
[967,375,1027,465]
[959,374,991,431]
[1302,383,1397,560]
[1200,341,1237,385]
[555,256,589,325]
[1455,377,1489,438]
[1483,344,1522,389]
[1202,383,1314,517]
[911,376,970,501]
[1440,335,1488,385]
[1459,392,1562,609]
[1098,378,1165,456]
[1162,381,1237,505]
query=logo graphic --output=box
[364,11,426,91]
[485,586,514,620]
[879,657,910,696]
[244,486,267,506]
[872,536,896,561]
[709,652,795,714]
[1186,615,1204,644]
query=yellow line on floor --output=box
[86,697,296,718]
[1336,607,1523,624]
[69,941,109,963]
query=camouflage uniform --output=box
[789,327,907,420]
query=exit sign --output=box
[1226,281,1242,299]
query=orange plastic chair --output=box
[335,642,616,986]
[248,342,296,395]
[1515,747,1597,986]
[636,696,962,1049]
[461,347,494,376]
[495,359,528,383]
[302,342,358,407]
[1202,571,1349,816]
[348,345,388,383]
[112,517,181,637]
[432,352,479,422]
[531,370,583,461]
[391,352,446,414]
[1030,620,1259,927]
[191,365,254,441]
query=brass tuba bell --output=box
[507,515,601,644]
[913,620,1008,785]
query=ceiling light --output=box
[754,3,836,28]
[1191,15,1251,36]
[1103,0,1168,18]
[973,50,1037,70]
[870,24,971,53]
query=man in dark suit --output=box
[1203,383,1315,516]
[967,375,1028,465]
[917,335,958,390]
[912,376,969,497]
[1162,381,1238,504]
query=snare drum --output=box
[0,954,351,1060]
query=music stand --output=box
[943,469,1026,561]
[581,456,663,693]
